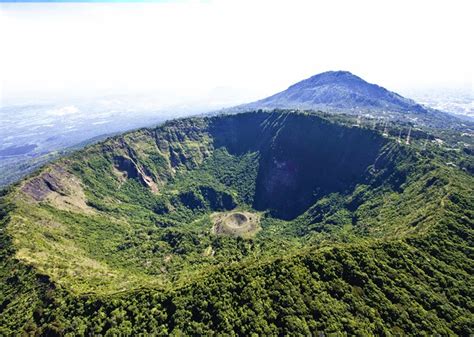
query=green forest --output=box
[1,111,473,335]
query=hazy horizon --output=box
[1,0,473,107]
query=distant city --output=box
[406,88,473,119]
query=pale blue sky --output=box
[1,0,472,105]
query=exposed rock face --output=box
[22,171,64,201]
[113,156,141,180]
[21,165,71,201]
[113,155,159,193]
[21,165,94,214]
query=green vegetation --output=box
[0,111,473,335]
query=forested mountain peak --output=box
[240,70,426,113]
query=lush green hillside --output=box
[1,111,473,335]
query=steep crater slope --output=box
[3,112,422,292]
[1,111,472,335]
[3,112,400,288]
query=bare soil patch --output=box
[211,211,261,238]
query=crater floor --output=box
[211,210,261,238]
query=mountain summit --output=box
[238,70,427,113]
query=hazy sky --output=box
[1,0,473,105]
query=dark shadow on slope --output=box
[209,112,388,220]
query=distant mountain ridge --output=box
[238,71,427,113]
[227,70,470,129]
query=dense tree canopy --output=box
[1,111,473,335]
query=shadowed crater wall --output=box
[209,112,387,219]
